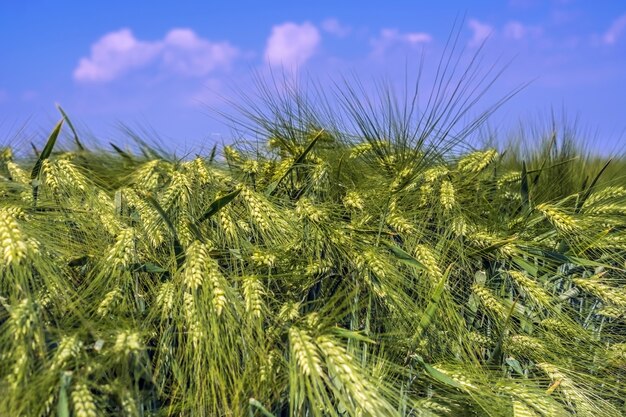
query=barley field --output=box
[1,78,625,417]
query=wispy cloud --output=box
[503,21,543,40]
[603,14,626,45]
[74,28,239,82]
[321,18,351,37]
[468,19,493,47]
[161,29,238,76]
[370,28,432,56]
[264,22,321,67]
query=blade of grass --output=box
[142,192,184,268]
[31,118,64,205]
[266,129,325,196]
[56,104,84,150]
[197,189,241,223]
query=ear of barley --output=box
[289,326,323,377]
[155,281,175,316]
[218,210,238,240]
[536,363,602,416]
[536,204,577,233]
[608,343,626,366]
[223,145,242,164]
[251,250,276,268]
[113,331,143,356]
[317,334,394,415]
[391,167,412,192]
[596,306,625,319]
[388,213,415,235]
[572,277,626,307]
[6,161,30,185]
[239,185,271,232]
[497,171,522,189]
[182,241,210,291]
[71,382,97,417]
[55,159,89,191]
[505,334,546,359]
[50,335,82,371]
[1,208,38,268]
[242,159,260,175]
[457,149,498,173]
[160,170,191,210]
[413,244,442,280]
[206,258,227,316]
[305,259,332,276]
[183,292,204,345]
[123,189,165,248]
[120,390,138,417]
[499,384,565,417]
[242,275,264,319]
[472,284,506,319]
[439,180,456,211]
[295,197,327,223]
[10,299,43,349]
[105,228,135,269]
[97,289,121,317]
[186,157,212,185]
[349,142,373,158]
[508,270,552,306]
[418,183,433,207]
[585,186,626,206]
[132,159,164,191]
[278,302,301,322]
[421,165,449,183]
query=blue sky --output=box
[1,0,625,154]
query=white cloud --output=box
[503,21,543,40]
[321,18,351,37]
[603,14,626,45]
[371,28,432,56]
[264,22,321,67]
[162,29,239,76]
[74,29,161,82]
[74,28,239,82]
[468,19,493,47]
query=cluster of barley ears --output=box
[1,62,626,417]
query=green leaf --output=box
[383,241,427,271]
[56,104,84,150]
[520,161,529,210]
[31,118,63,180]
[208,144,217,163]
[413,355,464,390]
[132,262,168,273]
[31,118,63,205]
[512,256,538,277]
[110,142,134,161]
[576,159,612,214]
[266,129,325,196]
[412,267,449,344]
[197,189,241,223]
[249,398,277,417]
[57,372,72,417]
[142,193,184,268]
[506,357,525,376]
